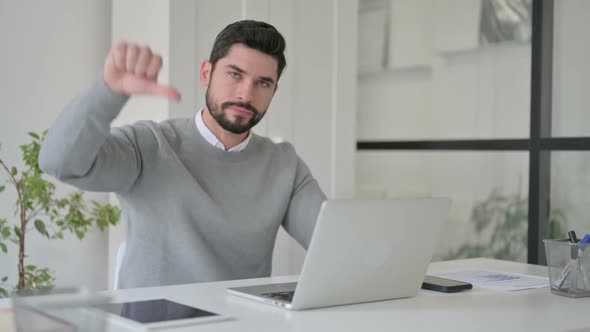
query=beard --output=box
[205,88,266,134]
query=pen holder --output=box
[543,239,590,298]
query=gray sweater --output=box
[39,78,327,289]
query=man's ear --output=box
[200,60,212,86]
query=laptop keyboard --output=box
[261,291,295,302]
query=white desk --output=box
[2,258,589,332]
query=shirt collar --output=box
[195,108,251,152]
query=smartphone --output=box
[422,275,473,293]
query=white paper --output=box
[434,270,549,292]
[0,309,14,332]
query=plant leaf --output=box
[28,132,40,140]
[1,276,7,282]
[26,265,36,271]
[13,226,22,239]
[34,220,49,238]
[11,167,18,176]
[0,185,5,192]
[0,242,6,254]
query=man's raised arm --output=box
[39,42,181,192]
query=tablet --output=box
[93,299,231,331]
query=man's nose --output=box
[236,81,255,102]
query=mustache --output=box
[222,101,258,115]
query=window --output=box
[356,0,589,264]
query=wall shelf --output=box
[358,66,433,83]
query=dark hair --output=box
[209,20,286,79]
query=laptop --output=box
[227,198,451,310]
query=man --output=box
[39,20,327,289]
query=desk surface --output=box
[2,258,589,332]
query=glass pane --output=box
[552,0,590,137]
[356,151,529,262]
[356,0,531,140]
[550,152,590,239]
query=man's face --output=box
[201,43,279,134]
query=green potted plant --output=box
[443,188,567,261]
[0,132,120,297]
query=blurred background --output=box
[0,0,588,292]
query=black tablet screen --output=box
[93,299,218,324]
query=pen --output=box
[552,234,590,290]
[580,234,590,251]
[579,234,590,290]
[568,231,579,260]
[568,230,579,243]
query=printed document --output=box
[434,270,549,292]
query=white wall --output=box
[0,1,112,290]
[267,0,357,274]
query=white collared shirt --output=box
[194,108,251,152]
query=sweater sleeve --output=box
[39,77,142,193]
[281,154,327,250]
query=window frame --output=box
[356,0,589,265]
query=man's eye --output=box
[229,72,240,78]
[258,81,270,88]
